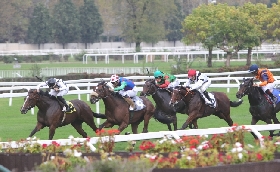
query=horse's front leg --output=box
[118,122,129,133]
[180,113,198,130]
[250,117,259,140]
[99,120,114,129]
[29,122,45,138]
[49,125,58,140]
[264,118,275,138]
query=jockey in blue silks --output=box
[110,74,138,111]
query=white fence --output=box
[1,124,280,150]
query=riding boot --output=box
[265,90,277,107]
[167,87,174,93]
[202,91,213,106]
[123,96,136,111]
[57,96,71,112]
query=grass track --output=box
[0,88,275,151]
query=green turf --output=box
[0,87,274,151]
[0,57,274,74]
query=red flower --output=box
[139,141,155,151]
[256,153,263,161]
[42,144,48,148]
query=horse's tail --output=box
[92,112,107,119]
[230,99,243,107]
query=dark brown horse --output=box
[236,78,280,138]
[169,86,243,130]
[20,89,104,140]
[141,79,195,131]
[90,81,155,134]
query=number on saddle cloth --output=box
[63,101,76,113]
[132,96,146,111]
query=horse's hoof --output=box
[125,132,130,135]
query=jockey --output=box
[153,70,179,91]
[36,78,70,112]
[110,74,138,111]
[185,69,214,107]
[249,64,277,106]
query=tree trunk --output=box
[246,47,252,66]
[136,41,141,52]
[207,47,213,67]
[225,52,232,67]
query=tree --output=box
[52,0,80,48]
[79,0,103,48]
[95,0,115,42]
[263,0,280,42]
[114,0,175,52]
[238,2,268,66]
[165,0,184,46]
[27,3,52,48]
[0,0,32,43]
[181,4,223,67]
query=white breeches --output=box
[261,82,275,92]
[197,80,211,93]
[49,89,69,96]
[168,79,180,88]
[119,86,138,97]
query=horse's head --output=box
[236,78,254,99]
[169,86,189,106]
[90,81,112,103]
[20,89,40,114]
[90,90,99,104]
[141,79,157,96]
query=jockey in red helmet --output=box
[185,69,214,107]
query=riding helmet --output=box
[154,70,163,78]
[188,69,196,78]
[248,64,259,73]
[47,78,56,87]
[110,74,119,83]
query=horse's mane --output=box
[98,81,124,100]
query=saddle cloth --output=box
[208,92,217,108]
[132,96,146,111]
[62,101,76,113]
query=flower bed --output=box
[0,125,280,172]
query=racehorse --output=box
[90,81,155,134]
[141,79,196,130]
[20,89,104,140]
[236,78,280,138]
[169,86,243,130]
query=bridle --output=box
[142,80,158,96]
[171,87,193,105]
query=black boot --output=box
[57,96,71,112]
[265,90,276,107]
[203,91,212,103]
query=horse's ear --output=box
[243,78,245,82]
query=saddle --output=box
[62,101,76,113]
[131,96,146,111]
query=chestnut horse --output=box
[20,89,104,140]
[141,79,196,130]
[90,81,155,134]
[236,78,280,138]
[170,86,243,130]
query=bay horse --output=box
[141,79,196,131]
[236,78,280,138]
[169,86,243,130]
[90,81,155,134]
[20,89,104,140]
